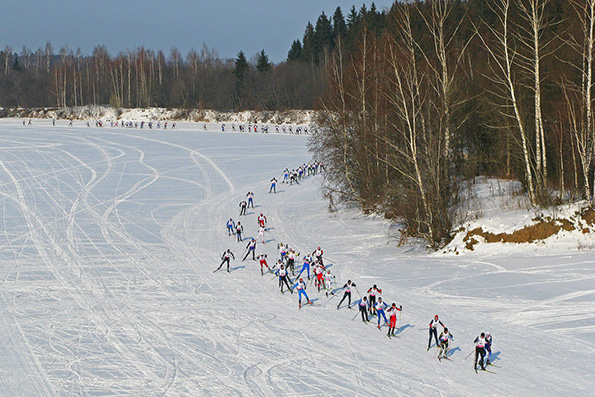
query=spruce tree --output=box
[256,50,271,73]
[233,51,249,85]
[314,11,333,65]
[287,40,303,62]
[332,7,347,46]
[301,22,315,64]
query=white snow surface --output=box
[0,119,593,396]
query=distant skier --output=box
[473,333,487,371]
[242,239,257,261]
[293,278,311,308]
[297,254,312,280]
[428,314,445,350]
[256,225,266,244]
[246,192,255,208]
[324,269,335,297]
[375,297,389,329]
[337,280,356,309]
[239,200,247,216]
[235,222,244,242]
[314,264,325,291]
[359,296,370,322]
[313,246,323,266]
[286,249,296,273]
[277,265,293,294]
[485,332,493,365]
[278,243,287,262]
[257,253,271,275]
[289,172,299,185]
[367,285,382,316]
[257,213,267,228]
[437,328,453,360]
[215,249,235,272]
[226,218,236,236]
[282,169,289,183]
[269,177,277,194]
[387,303,402,337]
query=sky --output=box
[0,0,395,63]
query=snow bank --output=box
[0,105,319,125]
[442,177,595,255]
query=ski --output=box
[488,363,501,368]
[479,369,496,374]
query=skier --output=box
[293,278,312,308]
[324,269,335,297]
[437,328,454,360]
[286,249,296,273]
[485,332,493,365]
[337,280,356,309]
[256,225,266,244]
[242,239,257,261]
[314,264,325,292]
[215,249,235,272]
[236,222,244,242]
[269,177,277,194]
[473,333,487,371]
[246,192,255,208]
[359,296,370,322]
[277,265,293,294]
[387,303,402,337]
[226,218,236,236]
[428,314,445,350]
[297,254,312,280]
[239,200,247,216]
[367,285,382,316]
[257,253,271,275]
[257,213,267,228]
[282,169,289,183]
[313,246,324,266]
[277,243,287,263]
[375,297,389,329]
[289,171,299,185]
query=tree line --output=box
[0,43,326,111]
[308,0,595,248]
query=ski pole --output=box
[351,309,360,321]
[465,349,474,360]
[354,286,363,299]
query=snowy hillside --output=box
[444,177,595,255]
[0,119,592,395]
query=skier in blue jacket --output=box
[293,278,312,308]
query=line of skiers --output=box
[216,164,497,371]
[218,123,314,134]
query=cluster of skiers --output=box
[25,118,178,129]
[213,159,496,373]
[215,123,313,135]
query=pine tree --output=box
[256,50,271,73]
[301,22,316,64]
[233,51,249,85]
[287,40,303,62]
[332,7,347,46]
[314,11,333,65]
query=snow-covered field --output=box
[0,119,593,396]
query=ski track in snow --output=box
[0,119,593,395]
